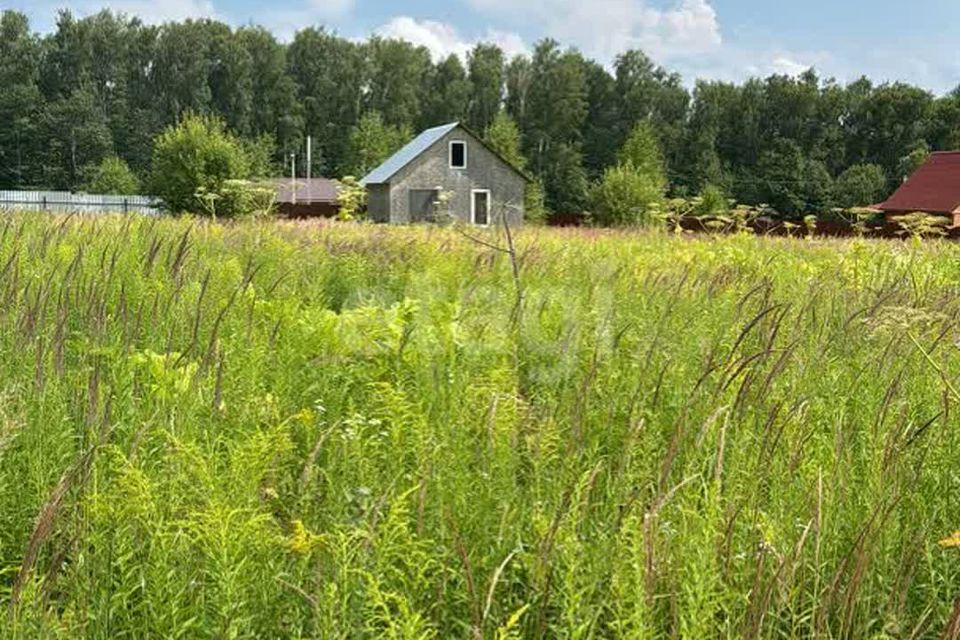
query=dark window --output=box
[450,141,466,169]
[473,191,489,225]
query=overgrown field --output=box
[3,215,960,639]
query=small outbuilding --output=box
[876,152,960,226]
[275,178,341,218]
[360,122,529,226]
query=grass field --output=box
[2,215,960,638]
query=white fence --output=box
[0,190,161,215]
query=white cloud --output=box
[374,16,528,61]
[769,56,812,77]
[44,0,215,24]
[465,0,720,63]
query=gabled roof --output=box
[877,152,960,214]
[274,177,340,204]
[360,121,532,186]
[360,122,459,186]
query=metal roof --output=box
[274,177,340,204]
[360,122,460,185]
[877,151,960,214]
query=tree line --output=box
[2,9,959,218]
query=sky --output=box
[9,0,960,94]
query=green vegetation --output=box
[343,112,412,178]
[589,122,667,226]
[834,163,887,209]
[335,176,367,221]
[3,215,960,637]
[5,9,953,219]
[83,156,140,195]
[149,114,251,215]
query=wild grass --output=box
[1,214,960,638]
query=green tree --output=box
[364,37,431,128]
[757,138,806,215]
[84,156,139,194]
[614,50,690,175]
[589,119,667,226]
[504,54,532,122]
[582,61,620,176]
[420,55,470,129]
[39,85,114,190]
[834,163,886,208]
[0,11,43,188]
[466,43,505,132]
[522,40,589,212]
[149,113,249,214]
[238,26,301,156]
[541,142,590,214]
[484,111,526,171]
[344,111,411,177]
[803,159,834,213]
[618,120,667,187]
[287,27,366,175]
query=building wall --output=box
[385,126,526,226]
[367,184,391,223]
[277,202,340,218]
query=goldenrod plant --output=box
[1,214,960,638]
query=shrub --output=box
[149,114,250,214]
[84,156,140,195]
[524,180,548,225]
[834,164,887,209]
[336,176,367,221]
[588,163,664,227]
[196,179,276,219]
[695,183,730,217]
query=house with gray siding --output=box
[360,122,529,226]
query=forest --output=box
[1,9,958,217]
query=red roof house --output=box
[876,152,960,225]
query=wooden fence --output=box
[0,191,161,215]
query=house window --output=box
[471,189,490,226]
[449,141,467,169]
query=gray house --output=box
[360,122,528,226]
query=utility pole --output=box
[306,136,312,182]
[290,152,297,205]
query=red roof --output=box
[877,152,960,214]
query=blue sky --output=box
[11,0,960,93]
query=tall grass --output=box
[1,214,960,638]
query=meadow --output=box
[2,214,960,639]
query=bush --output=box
[149,114,250,215]
[84,157,140,195]
[196,179,276,219]
[695,183,730,217]
[336,176,366,221]
[834,164,887,209]
[588,163,664,226]
[524,180,548,225]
